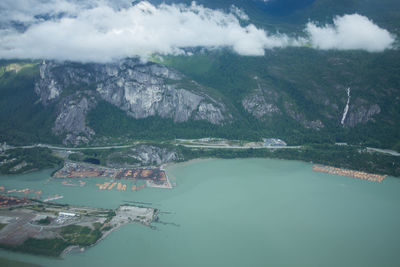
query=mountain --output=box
[0,0,399,151]
[28,58,231,145]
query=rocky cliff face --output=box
[34,59,231,145]
[242,86,280,120]
[33,58,385,146]
[53,92,97,145]
[35,61,62,105]
[284,102,324,130]
[35,61,99,105]
[242,83,325,130]
[345,102,381,127]
[129,145,179,166]
[103,145,179,168]
[96,61,228,124]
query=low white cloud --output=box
[0,0,295,62]
[230,5,249,21]
[0,1,396,63]
[305,14,395,52]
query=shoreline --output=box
[163,158,215,183]
[2,142,398,179]
[163,157,214,170]
[62,222,124,258]
[61,208,157,258]
[164,158,396,182]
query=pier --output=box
[43,195,64,202]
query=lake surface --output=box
[1,158,400,267]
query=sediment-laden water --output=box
[0,158,400,267]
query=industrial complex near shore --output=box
[53,162,173,189]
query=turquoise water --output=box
[0,158,400,266]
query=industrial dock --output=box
[54,162,173,190]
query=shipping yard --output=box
[0,194,158,256]
[53,162,173,189]
[0,163,172,205]
[313,165,387,182]
[53,163,119,179]
[0,194,31,207]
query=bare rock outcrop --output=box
[53,92,97,145]
[345,103,381,127]
[242,87,280,120]
[34,58,231,145]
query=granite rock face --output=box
[345,103,381,127]
[34,58,384,145]
[129,145,179,166]
[242,84,327,130]
[242,86,280,120]
[284,102,325,130]
[53,92,97,145]
[103,145,180,168]
[96,61,228,124]
[35,61,62,105]
[35,59,231,145]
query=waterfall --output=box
[341,87,350,125]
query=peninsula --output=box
[0,195,157,257]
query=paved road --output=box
[179,144,302,149]
[366,147,400,157]
[9,143,301,151]
[19,144,136,151]
[6,142,399,156]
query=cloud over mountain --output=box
[0,0,295,62]
[0,1,396,62]
[305,14,395,52]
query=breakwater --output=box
[313,165,386,182]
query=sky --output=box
[0,0,396,62]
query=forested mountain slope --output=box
[0,0,399,151]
